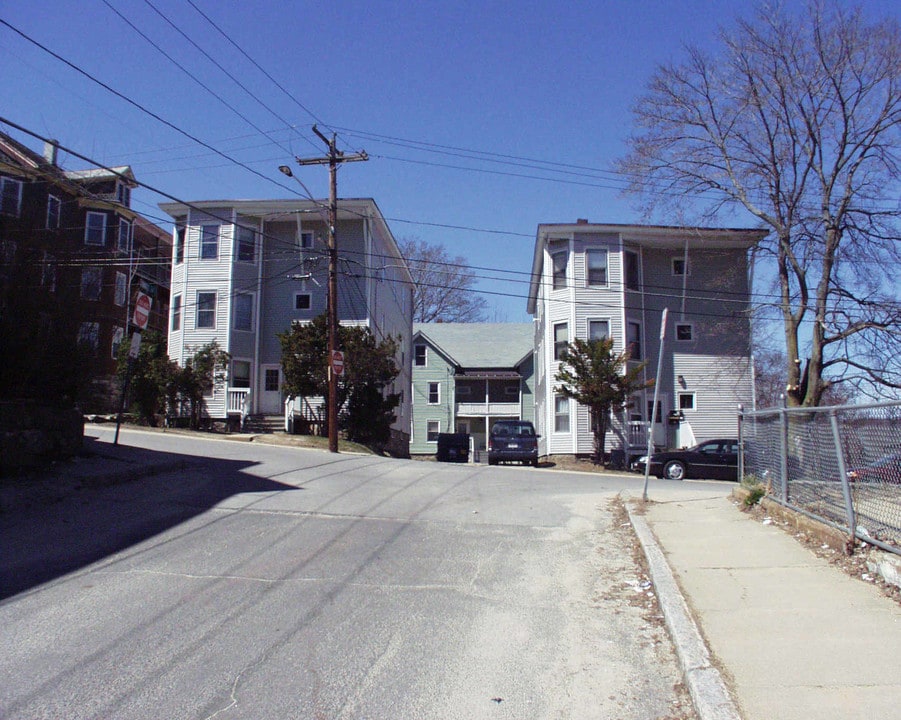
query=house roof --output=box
[527,221,769,314]
[413,323,533,370]
[65,166,136,185]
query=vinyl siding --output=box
[409,341,454,455]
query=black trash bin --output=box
[436,433,470,463]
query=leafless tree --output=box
[618,1,901,406]
[399,237,488,323]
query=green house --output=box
[410,323,535,459]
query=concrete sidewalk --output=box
[629,491,901,720]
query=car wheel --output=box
[663,460,686,481]
[531,458,539,468]
[488,456,497,466]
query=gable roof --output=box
[413,323,533,369]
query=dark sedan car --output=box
[846,451,901,484]
[635,438,740,481]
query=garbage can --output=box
[436,433,470,463]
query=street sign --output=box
[133,291,152,330]
[330,350,345,376]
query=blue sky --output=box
[2,0,897,322]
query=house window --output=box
[428,382,440,404]
[588,320,609,342]
[77,322,100,355]
[41,252,56,291]
[586,249,608,287]
[552,251,568,290]
[553,322,568,360]
[265,368,280,392]
[554,395,570,433]
[294,293,311,310]
[234,293,254,331]
[46,195,61,229]
[175,227,185,264]
[0,177,22,216]
[676,323,693,341]
[625,251,640,290]
[116,183,131,207]
[200,224,219,260]
[111,326,124,359]
[118,218,131,253]
[236,226,256,263]
[627,321,641,360]
[427,420,440,442]
[85,212,106,246]
[171,294,182,331]
[114,271,127,306]
[672,257,689,276]
[299,231,314,249]
[232,360,251,388]
[196,291,217,328]
[679,393,696,411]
[414,344,427,366]
[648,400,663,423]
[81,267,102,300]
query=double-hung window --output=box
[676,323,694,341]
[624,251,640,290]
[588,320,609,342]
[200,225,219,260]
[236,226,256,263]
[114,271,127,306]
[428,382,440,404]
[171,294,182,331]
[234,293,254,332]
[46,195,61,229]
[118,218,131,253]
[0,177,22,217]
[77,322,100,355]
[196,291,217,329]
[414,344,427,366]
[175,227,185,264]
[627,321,641,360]
[81,267,102,300]
[552,251,568,290]
[553,322,569,360]
[586,249,608,287]
[85,212,106,246]
[427,420,440,442]
[554,395,570,433]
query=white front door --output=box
[259,365,283,414]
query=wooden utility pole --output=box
[292,126,367,453]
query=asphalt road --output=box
[1,428,727,719]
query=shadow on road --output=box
[0,436,297,600]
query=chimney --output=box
[43,140,59,166]
[576,218,588,224]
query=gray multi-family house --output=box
[160,198,414,452]
[528,220,767,462]
[410,323,534,458]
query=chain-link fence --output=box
[740,401,901,555]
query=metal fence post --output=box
[737,404,744,483]
[779,394,789,504]
[829,409,856,543]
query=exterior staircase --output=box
[242,414,284,434]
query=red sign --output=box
[330,350,345,376]
[133,292,152,330]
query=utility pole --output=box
[287,126,367,453]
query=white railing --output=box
[456,401,521,416]
[627,420,649,448]
[227,387,250,417]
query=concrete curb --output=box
[627,505,742,720]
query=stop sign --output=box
[330,350,345,376]
[133,292,152,330]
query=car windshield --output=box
[495,423,534,437]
